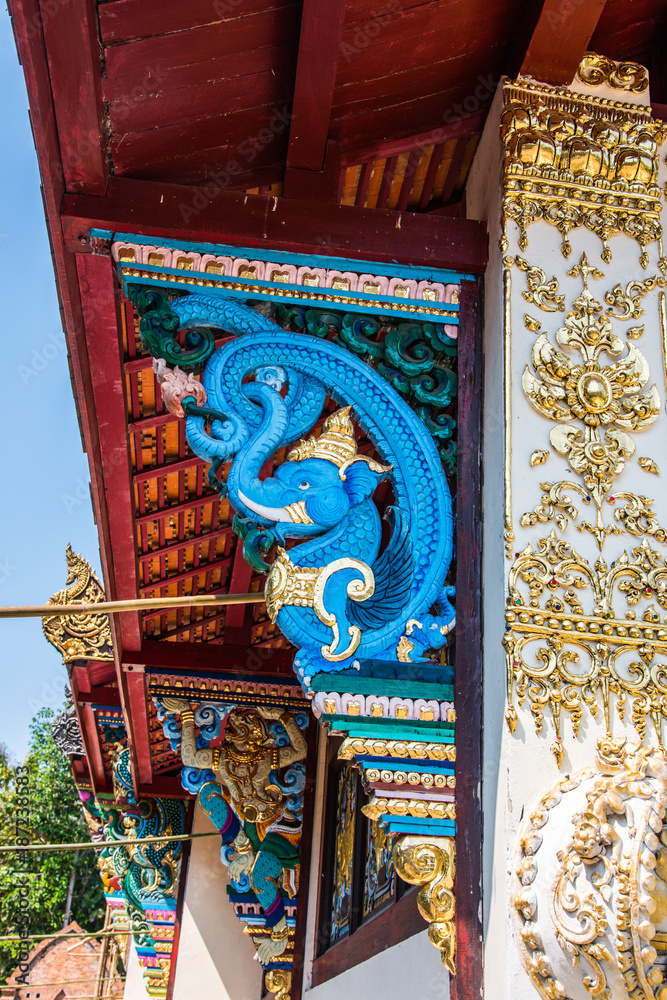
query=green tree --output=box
[0,707,105,981]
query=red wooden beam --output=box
[77,254,141,649]
[440,137,469,207]
[140,557,232,599]
[123,667,153,785]
[39,0,107,193]
[451,278,483,1000]
[62,177,488,273]
[70,669,107,791]
[285,0,347,172]
[340,111,487,167]
[135,493,218,527]
[77,686,122,707]
[521,0,607,85]
[123,640,295,676]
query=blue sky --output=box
[0,5,101,760]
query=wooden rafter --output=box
[521,0,608,85]
[285,0,347,179]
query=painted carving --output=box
[393,835,456,974]
[501,73,666,266]
[79,741,186,998]
[51,687,85,756]
[42,544,113,662]
[514,737,667,1000]
[159,699,308,975]
[130,288,455,690]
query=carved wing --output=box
[347,507,414,630]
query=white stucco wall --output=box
[466,75,667,1000]
[123,940,151,1000]
[171,802,264,1000]
[305,928,449,1000]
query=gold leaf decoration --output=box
[524,314,541,332]
[504,532,667,754]
[639,456,661,475]
[604,275,666,320]
[43,545,113,663]
[501,78,665,266]
[515,257,565,312]
[576,51,649,94]
[393,836,456,975]
[521,253,660,548]
[530,450,549,467]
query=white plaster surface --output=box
[465,74,667,1000]
[305,928,449,1000]
[171,802,263,1000]
[123,940,151,1000]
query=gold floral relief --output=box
[520,252,662,549]
[501,73,665,267]
[506,238,667,759]
[505,530,667,758]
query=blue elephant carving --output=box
[157,293,455,689]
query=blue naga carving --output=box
[134,288,455,687]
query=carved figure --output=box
[144,292,455,687]
[161,699,307,964]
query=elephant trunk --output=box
[226,383,289,511]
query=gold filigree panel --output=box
[501,69,666,267]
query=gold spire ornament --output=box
[286,406,392,480]
[43,545,114,662]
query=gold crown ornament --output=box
[287,406,392,480]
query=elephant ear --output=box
[304,487,350,527]
[341,461,385,505]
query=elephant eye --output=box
[298,481,310,490]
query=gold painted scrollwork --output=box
[42,544,113,662]
[576,52,650,94]
[505,531,667,757]
[393,835,456,975]
[265,970,292,1000]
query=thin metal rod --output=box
[0,930,133,943]
[3,976,121,988]
[0,831,219,853]
[0,592,266,620]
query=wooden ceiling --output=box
[98,0,516,192]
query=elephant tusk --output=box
[238,490,313,524]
